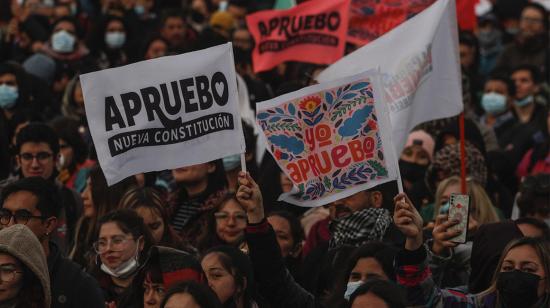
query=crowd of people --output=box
[0,0,549,307]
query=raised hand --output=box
[236,171,264,224]
[431,214,461,256]
[393,193,423,251]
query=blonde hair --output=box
[433,176,500,224]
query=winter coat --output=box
[47,241,105,308]
[0,224,51,308]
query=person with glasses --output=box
[0,123,83,254]
[92,209,154,306]
[197,193,248,253]
[0,177,104,308]
[0,224,51,308]
[495,2,549,82]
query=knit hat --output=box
[210,11,236,33]
[404,130,435,161]
[22,54,56,86]
[147,246,204,288]
[0,224,51,308]
[427,141,488,188]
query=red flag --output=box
[347,0,435,46]
[246,0,351,73]
[456,0,477,31]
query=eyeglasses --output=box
[93,235,134,254]
[520,17,543,24]
[214,211,247,223]
[0,266,22,282]
[0,209,46,225]
[19,152,53,162]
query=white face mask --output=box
[100,238,141,279]
[344,280,363,300]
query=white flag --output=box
[81,43,245,185]
[317,0,463,154]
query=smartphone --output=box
[448,193,470,244]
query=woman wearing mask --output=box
[0,224,51,308]
[237,172,400,307]
[88,15,131,69]
[118,186,193,253]
[478,73,517,142]
[69,166,136,269]
[93,209,154,305]
[393,193,550,307]
[39,17,89,68]
[201,245,266,308]
[197,193,248,253]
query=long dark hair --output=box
[202,246,266,308]
[15,263,46,308]
[347,279,406,308]
[119,186,185,249]
[95,209,155,266]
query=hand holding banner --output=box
[256,71,398,207]
[81,43,246,185]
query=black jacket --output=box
[246,219,318,308]
[47,242,105,308]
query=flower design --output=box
[298,96,322,114]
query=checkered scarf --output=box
[328,208,392,250]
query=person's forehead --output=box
[485,79,508,91]
[99,221,127,237]
[267,215,291,231]
[0,73,16,82]
[54,21,76,32]
[522,7,544,19]
[3,190,39,211]
[165,17,184,26]
[512,70,533,81]
[20,142,53,153]
[504,245,541,264]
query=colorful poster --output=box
[81,43,245,185]
[246,0,351,73]
[256,71,398,207]
[318,0,463,155]
[347,0,435,46]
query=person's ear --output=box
[370,191,383,208]
[138,236,145,252]
[44,216,58,236]
[15,155,21,167]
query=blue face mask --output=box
[134,4,145,15]
[481,92,507,115]
[0,85,19,109]
[52,30,75,53]
[223,154,241,171]
[514,95,533,107]
[105,32,126,49]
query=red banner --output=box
[347,0,435,46]
[246,0,351,73]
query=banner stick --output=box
[459,112,467,194]
[240,153,247,173]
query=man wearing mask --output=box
[0,177,104,308]
[499,65,548,167]
[495,3,549,80]
[479,72,517,142]
[0,123,82,252]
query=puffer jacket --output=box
[0,224,51,308]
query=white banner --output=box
[81,43,245,185]
[256,71,398,207]
[317,0,463,154]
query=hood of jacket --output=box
[0,224,51,308]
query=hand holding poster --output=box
[246,0,351,73]
[256,71,398,207]
[81,43,245,185]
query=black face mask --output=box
[496,270,541,308]
[399,160,427,183]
